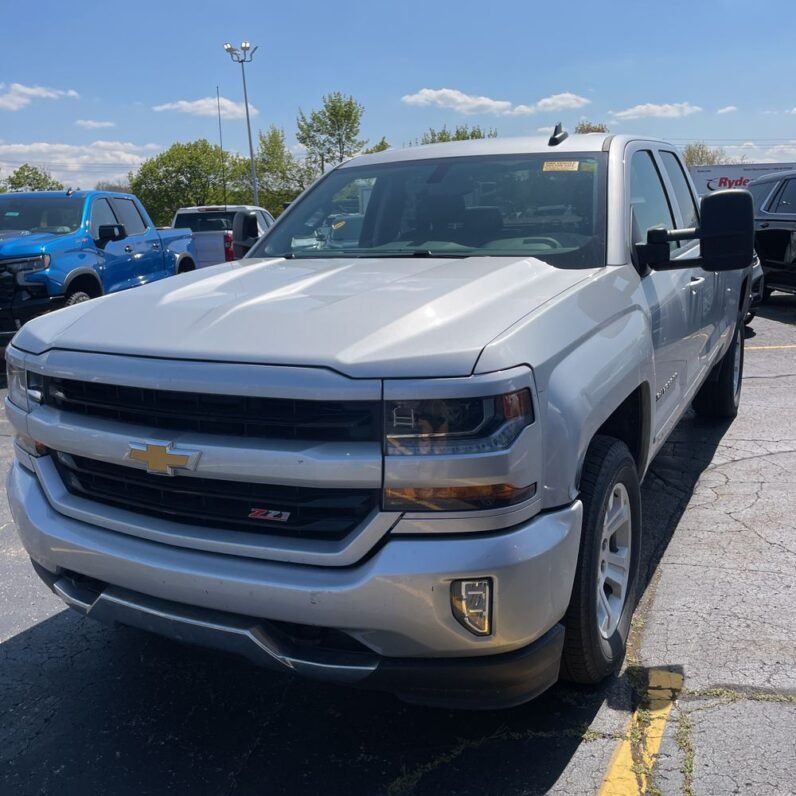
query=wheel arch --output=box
[64,268,103,298]
[176,254,196,273]
[541,309,655,508]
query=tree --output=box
[95,179,131,193]
[574,121,609,134]
[416,125,498,145]
[681,142,735,168]
[1,164,64,192]
[362,137,390,154]
[128,139,249,226]
[255,125,311,216]
[296,92,366,171]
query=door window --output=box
[773,179,796,214]
[110,198,147,235]
[629,151,676,249]
[660,151,699,229]
[89,198,118,239]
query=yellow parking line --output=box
[598,669,684,795]
[746,344,796,351]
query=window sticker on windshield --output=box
[579,161,597,173]
[543,161,580,172]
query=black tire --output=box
[761,287,773,304]
[65,290,91,306]
[561,436,642,684]
[692,322,744,419]
[744,312,755,326]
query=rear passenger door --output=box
[109,197,164,287]
[628,148,698,441]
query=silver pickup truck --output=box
[4,133,754,709]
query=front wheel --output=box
[561,436,642,684]
[692,323,744,419]
[65,290,91,306]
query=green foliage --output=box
[255,125,313,216]
[574,121,609,134]
[95,180,131,192]
[363,137,390,154]
[125,93,386,221]
[1,163,64,192]
[296,92,366,171]
[415,125,498,145]
[681,142,736,167]
[128,139,250,226]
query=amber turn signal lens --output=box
[384,482,535,512]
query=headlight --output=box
[385,389,533,456]
[3,254,50,274]
[5,361,42,411]
[6,361,29,410]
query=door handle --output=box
[124,245,134,253]
[760,222,769,229]
[689,276,705,286]
[152,242,161,249]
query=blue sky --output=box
[1,0,794,187]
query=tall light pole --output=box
[223,41,259,206]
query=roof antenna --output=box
[548,122,569,147]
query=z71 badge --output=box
[248,508,291,522]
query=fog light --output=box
[451,578,492,636]
[15,432,47,457]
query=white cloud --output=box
[611,102,702,121]
[401,87,590,116]
[534,92,591,112]
[401,88,512,115]
[75,119,116,129]
[0,140,160,188]
[716,105,738,115]
[0,82,79,111]
[152,96,257,119]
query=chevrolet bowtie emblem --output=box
[127,442,201,476]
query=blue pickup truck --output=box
[0,190,195,345]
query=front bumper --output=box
[8,460,582,707]
[0,293,65,345]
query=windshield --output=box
[251,153,607,267]
[0,195,85,236]
[173,211,236,232]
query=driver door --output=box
[89,197,133,294]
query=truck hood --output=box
[15,255,595,377]
[0,231,59,258]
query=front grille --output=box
[54,452,379,540]
[0,266,16,308]
[43,377,382,443]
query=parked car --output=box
[171,205,274,268]
[747,170,796,300]
[5,133,754,709]
[0,191,195,346]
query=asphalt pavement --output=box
[1,297,794,796]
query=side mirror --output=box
[97,224,127,247]
[636,190,754,272]
[232,210,259,259]
[698,189,755,272]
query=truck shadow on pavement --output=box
[756,292,796,325]
[0,415,730,796]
